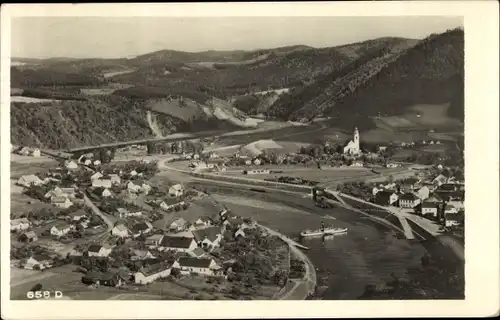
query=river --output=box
[192,181,465,300]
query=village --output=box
[10,126,464,299]
[10,146,299,300]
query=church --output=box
[343,127,361,155]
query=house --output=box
[173,257,223,276]
[421,202,439,218]
[438,183,459,192]
[189,247,209,258]
[192,227,223,250]
[17,174,43,187]
[160,198,186,211]
[343,127,361,155]
[166,230,195,239]
[222,216,245,230]
[168,184,184,197]
[82,271,123,287]
[169,218,188,232]
[51,196,73,209]
[191,217,213,229]
[373,191,399,206]
[444,204,459,214]
[87,244,113,257]
[398,193,421,209]
[145,234,164,248]
[68,211,88,222]
[18,231,38,243]
[101,188,112,198]
[65,160,79,170]
[84,159,92,166]
[159,236,198,253]
[109,174,121,185]
[425,194,443,204]
[92,179,112,189]
[432,174,447,186]
[397,184,414,194]
[30,148,41,157]
[135,263,172,284]
[60,187,76,198]
[350,161,364,167]
[131,249,156,261]
[90,172,103,181]
[445,211,463,227]
[141,183,152,195]
[127,181,142,193]
[385,163,399,168]
[11,218,31,231]
[117,208,142,218]
[50,221,71,237]
[415,186,431,200]
[24,254,53,270]
[234,228,246,238]
[372,187,382,196]
[253,158,262,166]
[130,170,138,177]
[93,160,102,166]
[377,146,387,153]
[131,221,153,237]
[111,224,130,238]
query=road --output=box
[83,194,114,241]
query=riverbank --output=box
[258,224,317,300]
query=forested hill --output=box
[266,28,464,123]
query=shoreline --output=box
[257,224,317,300]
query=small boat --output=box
[300,227,348,237]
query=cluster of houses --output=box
[13,146,41,157]
[372,172,465,227]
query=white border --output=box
[1,2,499,319]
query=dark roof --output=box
[137,262,172,277]
[87,244,102,252]
[375,191,396,201]
[32,254,52,262]
[438,184,458,191]
[399,193,418,201]
[191,247,206,257]
[178,257,213,268]
[192,227,222,243]
[422,202,438,209]
[131,222,150,233]
[445,212,463,220]
[160,236,194,249]
[162,198,184,205]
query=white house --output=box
[24,254,53,270]
[173,257,222,276]
[168,184,184,197]
[50,222,71,237]
[169,218,188,232]
[415,186,430,200]
[398,193,421,209]
[234,228,246,238]
[192,227,223,250]
[421,202,439,218]
[90,172,103,181]
[109,174,121,185]
[141,183,152,195]
[245,169,270,175]
[445,212,462,227]
[11,218,31,232]
[17,174,43,187]
[51,196,73,209]
[159,236,198,253]
[130,170,138,177]
[111,224,130,238]
[127,181,142,193]
[87,244,113,257]
[117,208,142,218]
[101,188,112,198]
[92,179,112,189]
[145,234,164,248]
[134,263,172,284]
[31,148,41,157]
[160,198,185,211]
[253,158,262,166]
[444,204,459,215]
[131,249,156,261]
[372,187,382,196]
[350,161,364,167]
[93,160,102,166]
[386,163,399,168]
[65,160,79,170]
[84,159,92,166]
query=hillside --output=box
[267,28,464,128]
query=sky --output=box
[11,16,463,59]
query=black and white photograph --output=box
[1,2,498,319]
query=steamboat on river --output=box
[300,222,348,238]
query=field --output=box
[11,157,58,178]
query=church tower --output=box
[354,127,360,151]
